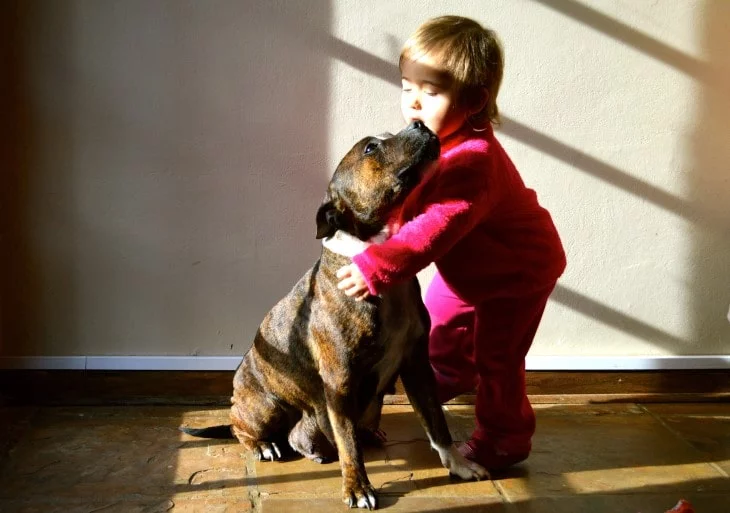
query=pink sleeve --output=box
[352,162,493,295]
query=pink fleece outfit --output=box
[352,124,566,457]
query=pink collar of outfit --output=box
[438,123,494,155]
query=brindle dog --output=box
[180,121,487,509]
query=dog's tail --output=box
[179,424,235,439]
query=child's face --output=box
[400,54,469,140]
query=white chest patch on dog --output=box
[322,228,390,257]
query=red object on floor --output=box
[665,499,695,513]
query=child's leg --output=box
[468,285,556,462]
[424,271,478,403]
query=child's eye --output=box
[424,90,438,97]
[402,88,412,93]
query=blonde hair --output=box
[400,15,504,126]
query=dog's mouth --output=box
[395,134,440,184]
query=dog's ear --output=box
[315,201,342,239]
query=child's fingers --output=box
[341,280,368,299]
[341,280,359,296]
[336,264,353,279]
[337,277,352,291]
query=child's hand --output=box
[336,263,371,301]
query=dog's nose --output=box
[411,120,426,131]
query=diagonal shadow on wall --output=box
[320,14,729,355]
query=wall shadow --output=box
[533,0,709,79]
[0,1,333,358]
[2,0,333,511]
[0,1,79,357]
[325,19,728,356]
[690,0,730,352]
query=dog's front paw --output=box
[440,445,489,481]
[253,441,282,462]
[342,476,377,510]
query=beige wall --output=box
[2,0,729,361]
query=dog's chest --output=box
[371,281,426,392]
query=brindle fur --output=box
[181,123,466,509]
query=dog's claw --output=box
[343,482,377,510]
[357,496,372,510]
[255,442,283,462]
[367,491,377,509]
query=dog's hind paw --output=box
[254,441,282,462]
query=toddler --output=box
[336,15,566,471]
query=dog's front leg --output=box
[400,339,489,481]
[324,386,377,510]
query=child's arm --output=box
[351,160,494,296]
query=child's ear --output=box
[315,200,342,239]
[467,87,490,117]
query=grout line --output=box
[637,403,730,478]
[492,478,520,510]
[244,450,263,511]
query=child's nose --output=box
[409,92,421,109]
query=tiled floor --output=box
[0,402,728,512]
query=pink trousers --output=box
[425,271,555,455]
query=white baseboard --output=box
[0,355,729,371]
[525,355,730,370]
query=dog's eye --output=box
[363,142,379,155]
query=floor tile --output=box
[0,499,177,513]
[261,495,508,512]
[0,407,251,502]
[494,403,730,501]
[1,402,728,512]
[0,497,253,513]
[509,494,730,513]
[643,403,730,475]
[0,407,37,464]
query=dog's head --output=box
[315,121,439,240]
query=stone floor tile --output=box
[509,493,730,513]
[0,407,251,501]
[643,403,730,475]
[0,498,177,513]
[494,403,730,501]
[2,402,728,512]
[641,403,730,416]
[0,407,38,464]
[0,497,254,513]
[167,496,254,512]
[261,495,508,512]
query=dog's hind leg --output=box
[230,390,289,462]
[288,412,337,463]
